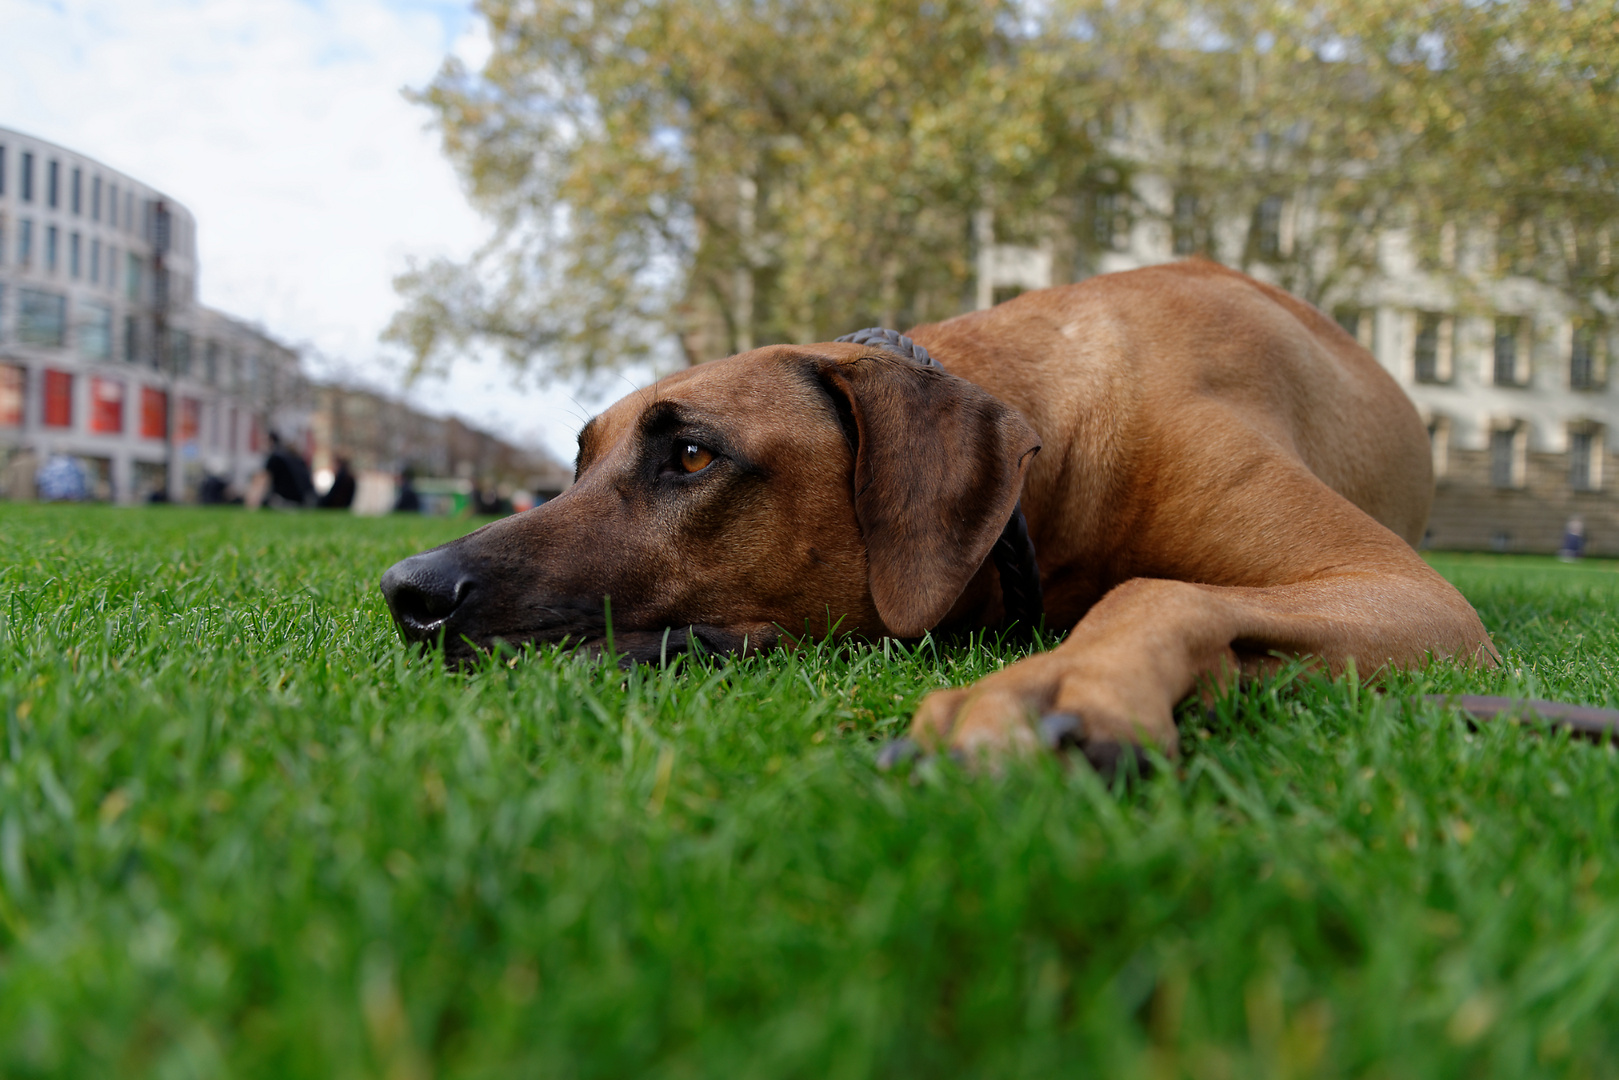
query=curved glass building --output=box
[0,125,306,502]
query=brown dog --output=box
[380,260,1495,764]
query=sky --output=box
[0,0,608,461]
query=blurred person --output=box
[318,458,357,510]
[1,450,40,501]
[393,466,422,513]
[36,455,88,502]
[472,481,505,516]
[199,474,232,505]
[244,470,270,509]
[265,431,316,508]
[1559,515,1586,561]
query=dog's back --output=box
[909,259,1431,550]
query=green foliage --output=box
[390,0,1619,378]
[4,505,1619,1076]
[388,0,1103,374]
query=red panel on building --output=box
[141,387,168,440]
[180,397,200,442]
[0,366,23,428]
[90,378,125,434]
[43,370,73,428]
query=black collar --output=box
[834,327,1044,636]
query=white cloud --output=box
[0,0,592,460]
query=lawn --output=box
[3,504,1619,1078]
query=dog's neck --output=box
[834,327,1045,637]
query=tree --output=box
[391,0,1619,380]
[1047,0,1619,310]
[388,0,1100,378]
[1405,0,1619,310]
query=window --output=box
[124,314,140,363]
[43,370,73,428]
[1498,217,1536,276]
[69,232,80,278]
[180,397,200,443]
[153,204,171,255]
[107,245,118,291]
[1335,308,1375,349]
[0,145,6,196]
[0,364,23,427]
[18,219,31,266]
[21,151,33,202]
[1412,312,1452,383]
[1490,425,1526,489]
[89,378,124,434]
[79,301,112,360]
[1569,427,1603,492]
[90,238,100,284]
[1172,192,1207,256]
[18,288,67,346]
[126,252,142,302]
[71,168,81,214]
[1092,191,1129,251]
[109,184,118,227]
[1427,415,1451,480]
[170,329,192,376]
[91,176,101,221]
[140,387,168,439]
[205,341,221,384]
[1253,196,1284,259]
[1494,316,1527,386]
[125,192,134,232]
[46,225,57,272]
[1571,321,1607,389]
[1416,220,1458,272]
[47,160,59,208]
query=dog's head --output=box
[379,343,1040,664]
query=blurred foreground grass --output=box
[2,504,1619,1078]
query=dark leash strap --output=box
[834,327,1044,636]
[1427,695,1619,743]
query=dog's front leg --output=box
[908,567,1494,771]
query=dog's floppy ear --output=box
[815,353,1041,637]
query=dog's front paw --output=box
[907,655,1177,775]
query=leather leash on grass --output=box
[1425,695,1619,743]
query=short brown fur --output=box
[381,262,1495,762]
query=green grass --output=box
[3,504,1619,1078]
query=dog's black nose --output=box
[380,550,478,640]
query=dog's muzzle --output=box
[380,549,479,643]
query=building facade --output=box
[0,126,307,503]
[978,182,1617,555]
[307,383,573,507]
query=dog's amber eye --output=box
[680,443,713,473]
